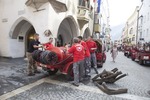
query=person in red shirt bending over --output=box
[77,36,91,78]
[43,37,54,50]
[86,36,98,74]
[68,37,85,87]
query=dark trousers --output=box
[90,52,98,74]
[84,57,91,75]
[27,52,37,74]
[73,60,85,83]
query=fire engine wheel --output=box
[32,50,42,62]
[97,61,103,68]
[131,58,135,61]
[124,53,126,56]
[103,59,106,63]
[40,51,58,65]
[66,64,74,81]
[47,69,58,75]
[97,64,103,68]
[139,59,143,65]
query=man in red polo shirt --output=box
[43,37,54,50]
[86,36,98,74]
[78,36,91,77]
[68,37,85,86]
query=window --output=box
[148,13,149,21]
[140,16,143,25]
[143,16,146,23]
[147,29,149,37]
[132,37,135,41]
[129,28,133,34]
[143,30,145,37]
[129,38,131,43]
[18,36,24,42]
[79,0,90,8]
[140,32,142,38]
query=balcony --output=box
[25,0,48,9]
[49,0,67,12]
[25,0,67,12]
[77,6,90,29]
[94,23,101,33]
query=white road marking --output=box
[0,78,44,100]
[0,77,149,100]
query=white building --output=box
[0,0,96,58]
[138,0,150,43]
[99,0,110,50]
[100,0,110,37]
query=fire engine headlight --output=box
[143,56,149,60]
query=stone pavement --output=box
[0,57,48,96]
[0,52,150,100]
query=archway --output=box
[83,28,91,39]
[10,19,36,57]
[57,16,78,46]
[25,26,36,54]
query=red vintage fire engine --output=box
[131,43,150,65]
[32,39,106,79]
[94,39,106,67]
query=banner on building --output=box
[97,0,101,13]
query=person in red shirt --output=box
[78,36,91,78]
[68,37,85,86]
[43,37,54,50]
[86,36,98,74]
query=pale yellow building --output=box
[127,6,139,45]
[122,6,139,46]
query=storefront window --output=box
[79,0,90,8]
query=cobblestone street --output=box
[0,52,150,100]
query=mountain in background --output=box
[110,23,125,41]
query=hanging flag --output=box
[97,0,101,13]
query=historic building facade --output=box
[0,0,97,58]
[138,0,150,43]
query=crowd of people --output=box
[26,33,99,86]
[67,36,98,86]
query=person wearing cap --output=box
[43,37,54,50]
[86,36,98,74]
[77,36,91,78]
[68,37,85,86]
[27,33,42,76]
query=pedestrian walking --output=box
[110,45,118,63]
[27,33,42,76]
[78,36,91,78]
[68,37,85,86]
[86,36,99,74]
